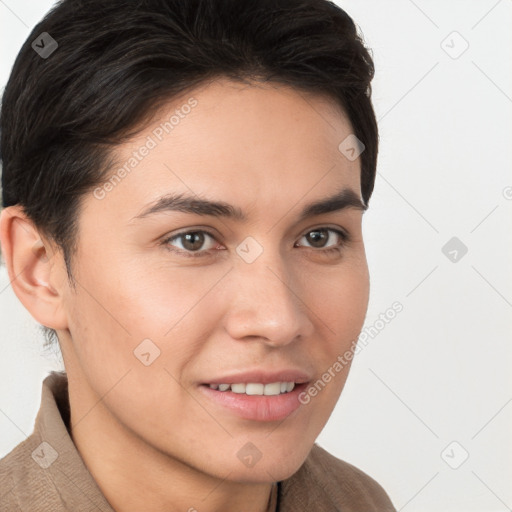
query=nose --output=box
[222,250,315,347]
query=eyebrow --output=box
[131,187,367,223]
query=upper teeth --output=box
[208,382,295,395]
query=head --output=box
[0,0,377,483]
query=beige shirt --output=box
[0,372,396,511]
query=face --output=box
[57,78,370,482]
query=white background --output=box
[1,1,511,510]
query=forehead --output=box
[84,78,361,224]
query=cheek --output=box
[72,244,215,333]
[301,271,368,421]
[113,266,229,370]
[66,254,224,385]
[64,262,208,434]
[313,260,369,346]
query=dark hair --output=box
[0,0,378,348]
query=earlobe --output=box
[0,206,68,330]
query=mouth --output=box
[204,381,297,396]
[198,380,310,422]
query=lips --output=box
[202,369,312,386]
[198,369,312,421]
[199,382,309,422]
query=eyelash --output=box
[160,227,350,258]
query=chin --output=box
[219,438,314,483]
[226,458,308,484]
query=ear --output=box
[0,206,69,330]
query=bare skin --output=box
[0,78,370,512]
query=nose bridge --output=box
[223,240,314,345]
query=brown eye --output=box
[297,228,348,250]
[179,232,206,251]
[163,230,218,257]
[305,229,329,248]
